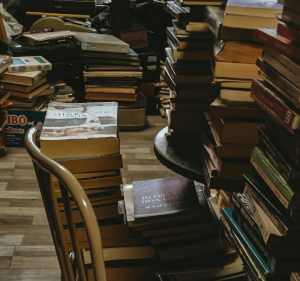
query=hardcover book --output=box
[0,54,12,73]
[40,102,119,159]
[132,177,200,218]
[8,56,52,72]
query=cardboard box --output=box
[6,110,46,147]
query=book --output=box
[83,71,142,79]
[8,56,52,72]
[220,89,255,107]
[214,117,265,145]
[223,14,279,30]
[0,55,12,73]
[0,90,10,105]
[9,83,50,99]
[225,0,282,18]
[166,1,205,22]
[0,71,47,86]
[277,22,300,44]
[251,147,300,210]
[214,40,263,64]
[85,85,136,94]
[258,127,300,181]
[174,0,206,14]
[83,48,138,60]
[291,273,300,281]
[132,177,200,218]
[181,22,211,32]
[281,7,300,28]
[85,93,137,102]
[40,102,119,159]
[257,57,300,109]
[204,6,256,41]
[0,77,47,93]
[210,96,264,119]
[172,20,211,37]
[255,28,300,63]
[251,79,300,134]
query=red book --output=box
[277,22,300,44]
[250,79,300,135]
[255,28,300,62]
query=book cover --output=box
[132,176,200,218]
[40,102,118,141]
[251,79,300,133]
[8,56,52,72]
[0,54,12,72]
[277,22,300,44]
[251,146,295,203]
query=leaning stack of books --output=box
[164,0,221,145]
[74,34,143,102]
[201,2,282,192]
[221,9,300,281]
[124,176,244,280]
[39,102,155,281]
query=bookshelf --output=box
[154,126,206,183]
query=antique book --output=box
[172,20,211,37]
[83,71,142,79]
[8,56,52,72]
[9,83,50,99]
[281,7,300,27]
[220,89,254,107]
[167,108,203,131]
[40,102,119,159]
[0,70,47,86]
[85,85,136,94]
[255,28,300,63]
[174,0,206,14]
[0,54,13,73]
[133,177,200,218]
[166,1,204,22]
[0,77,47,93]
[277,22,300,44]
[85,92,137,102]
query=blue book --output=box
[222,208,273,277]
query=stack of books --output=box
[39,102,156,281]
[221,9,300,281]
[201,2,282,191]
[79,37,143,102]
[164,0,222,145]
[124,176,244,279]
[0,56,56,111]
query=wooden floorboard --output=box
[0,116,176,279]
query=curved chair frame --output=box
[25,126,106,281]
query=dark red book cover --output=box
[251,79,300,134]
[277,22,300,44]
[255,28,300,62]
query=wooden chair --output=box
[25,125,106,281]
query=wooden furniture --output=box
[25,125,106,281]
[154,126,206,183]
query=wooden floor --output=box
[0,116,177,280]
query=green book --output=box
[251,146,295,203]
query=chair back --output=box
[25,126,107,281]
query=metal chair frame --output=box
[25,126,107,281]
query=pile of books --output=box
[164,1,224,145]
[0,56,56,111]
[39,102,156,281]
[221,5,300,281]
[201,2,282,191]
[124,176,245,280]
[0,84,11,158]
[75,34,143,102]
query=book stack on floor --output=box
[0,56,55,111]
[123,176,245,280]
[201,2,283,192]
[220,12,300,281]
[39,102,155,281]
[164,0,220,145]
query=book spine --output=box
[251,147,295,203]
[251,79,297,133]
[222,208,272,276]
[257,128,293,181]
[231,194,274,266]
[33,37,72,46]
[255,29,300,63]
[8,63,51,72]
[282,7,300,27]
[277,23,300,44]
[32,71,46,85]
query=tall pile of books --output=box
[73,34,143,103]
[39,102,156,281]
[221,6,300,281]
[164,0,223,145]
[201,2,282,192]
[124,176,245,280]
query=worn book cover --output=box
[8,56,52,72]
[132,176,200,218]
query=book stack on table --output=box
[123,176,245,280]
[78,34,143,102]
[164,0,223,146]
[201,2,283,192]
[39,101,156,281]
[0,56,56,111]
[220,7,300,281]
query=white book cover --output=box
[40,102,118,141]
[8,56,52,72]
